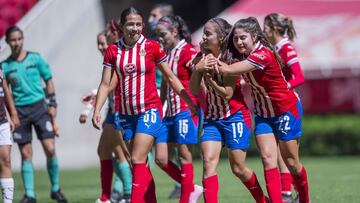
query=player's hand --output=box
[9,118,15,132]
[204,54,217,68]
[52,122,59,137]
[10,114,20,130]
[194,54,208,73]
[79,114,88,124]
[48,106,57,118]
[214,60,228,75]
[92,111,101,130]
[188,102,198,117]
[81,91,96,104]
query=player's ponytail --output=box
[264,13,297,41]
[285,16,296,41]
[174,15,192,44]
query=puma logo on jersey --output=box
[180,133,186,139]
[133,183,140,187]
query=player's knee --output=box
[45,146,56,157]
[179,152,192,164]
[0,156,11,169]
[202,156,216,173]
[260,151,277,168]
[97,148,112,159]
[231,164,246,178]
[155,156,167,167]
[131,154,147,164]
[284,157,299,173]
[20,148,32,160]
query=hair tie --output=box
[158,19,177,30]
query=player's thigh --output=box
[131,132,155,164]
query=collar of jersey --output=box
[250,41,262,55]
[275,37,289,52]
[172,39,186,51]
[119,34,145,48]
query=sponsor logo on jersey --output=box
[287,51,297,57]
[124,63,136,74]
[253,52,266,60]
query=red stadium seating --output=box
[0,0,38,37]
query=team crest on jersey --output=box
[140,48,146,56]
[174,55,179,62]
[124,63,136,74]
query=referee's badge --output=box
[46,121,54,132]
[140,48,146,56]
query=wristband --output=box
[46,93,57,108]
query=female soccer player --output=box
[79,28,132,203]
[154,15,203,203]
[92,7,197,203]
[264,13,305,203]
[214,17,310,203]
[189,17,267,203]
[0,52,20,203]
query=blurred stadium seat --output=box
[0,0,38,37]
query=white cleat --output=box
[189,184,203,203]
[95,198,111,203]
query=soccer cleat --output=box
[189,184,203,203]
[282,192,294,203]
[50,189,68,203]
[95,198,111,203]
[19,195,36,203]
[110,189,123,203]
[168,185,181,199]
[119,194,131,203]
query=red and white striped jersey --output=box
[275,38,299,82]
[103,35,167,115]
[165,40,197,117]
[243,42,298,118]
[204,73,249,120]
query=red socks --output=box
[281,172,293,193]
[161,161,182,183]
[264,167,282,203]
[292,166,309,203]
[203,175,219,203]
[243,172,266,203]
[179,163,195,203]
[131,163,157,203]
[100,160,113,201]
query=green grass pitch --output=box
[12,157,360,203]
